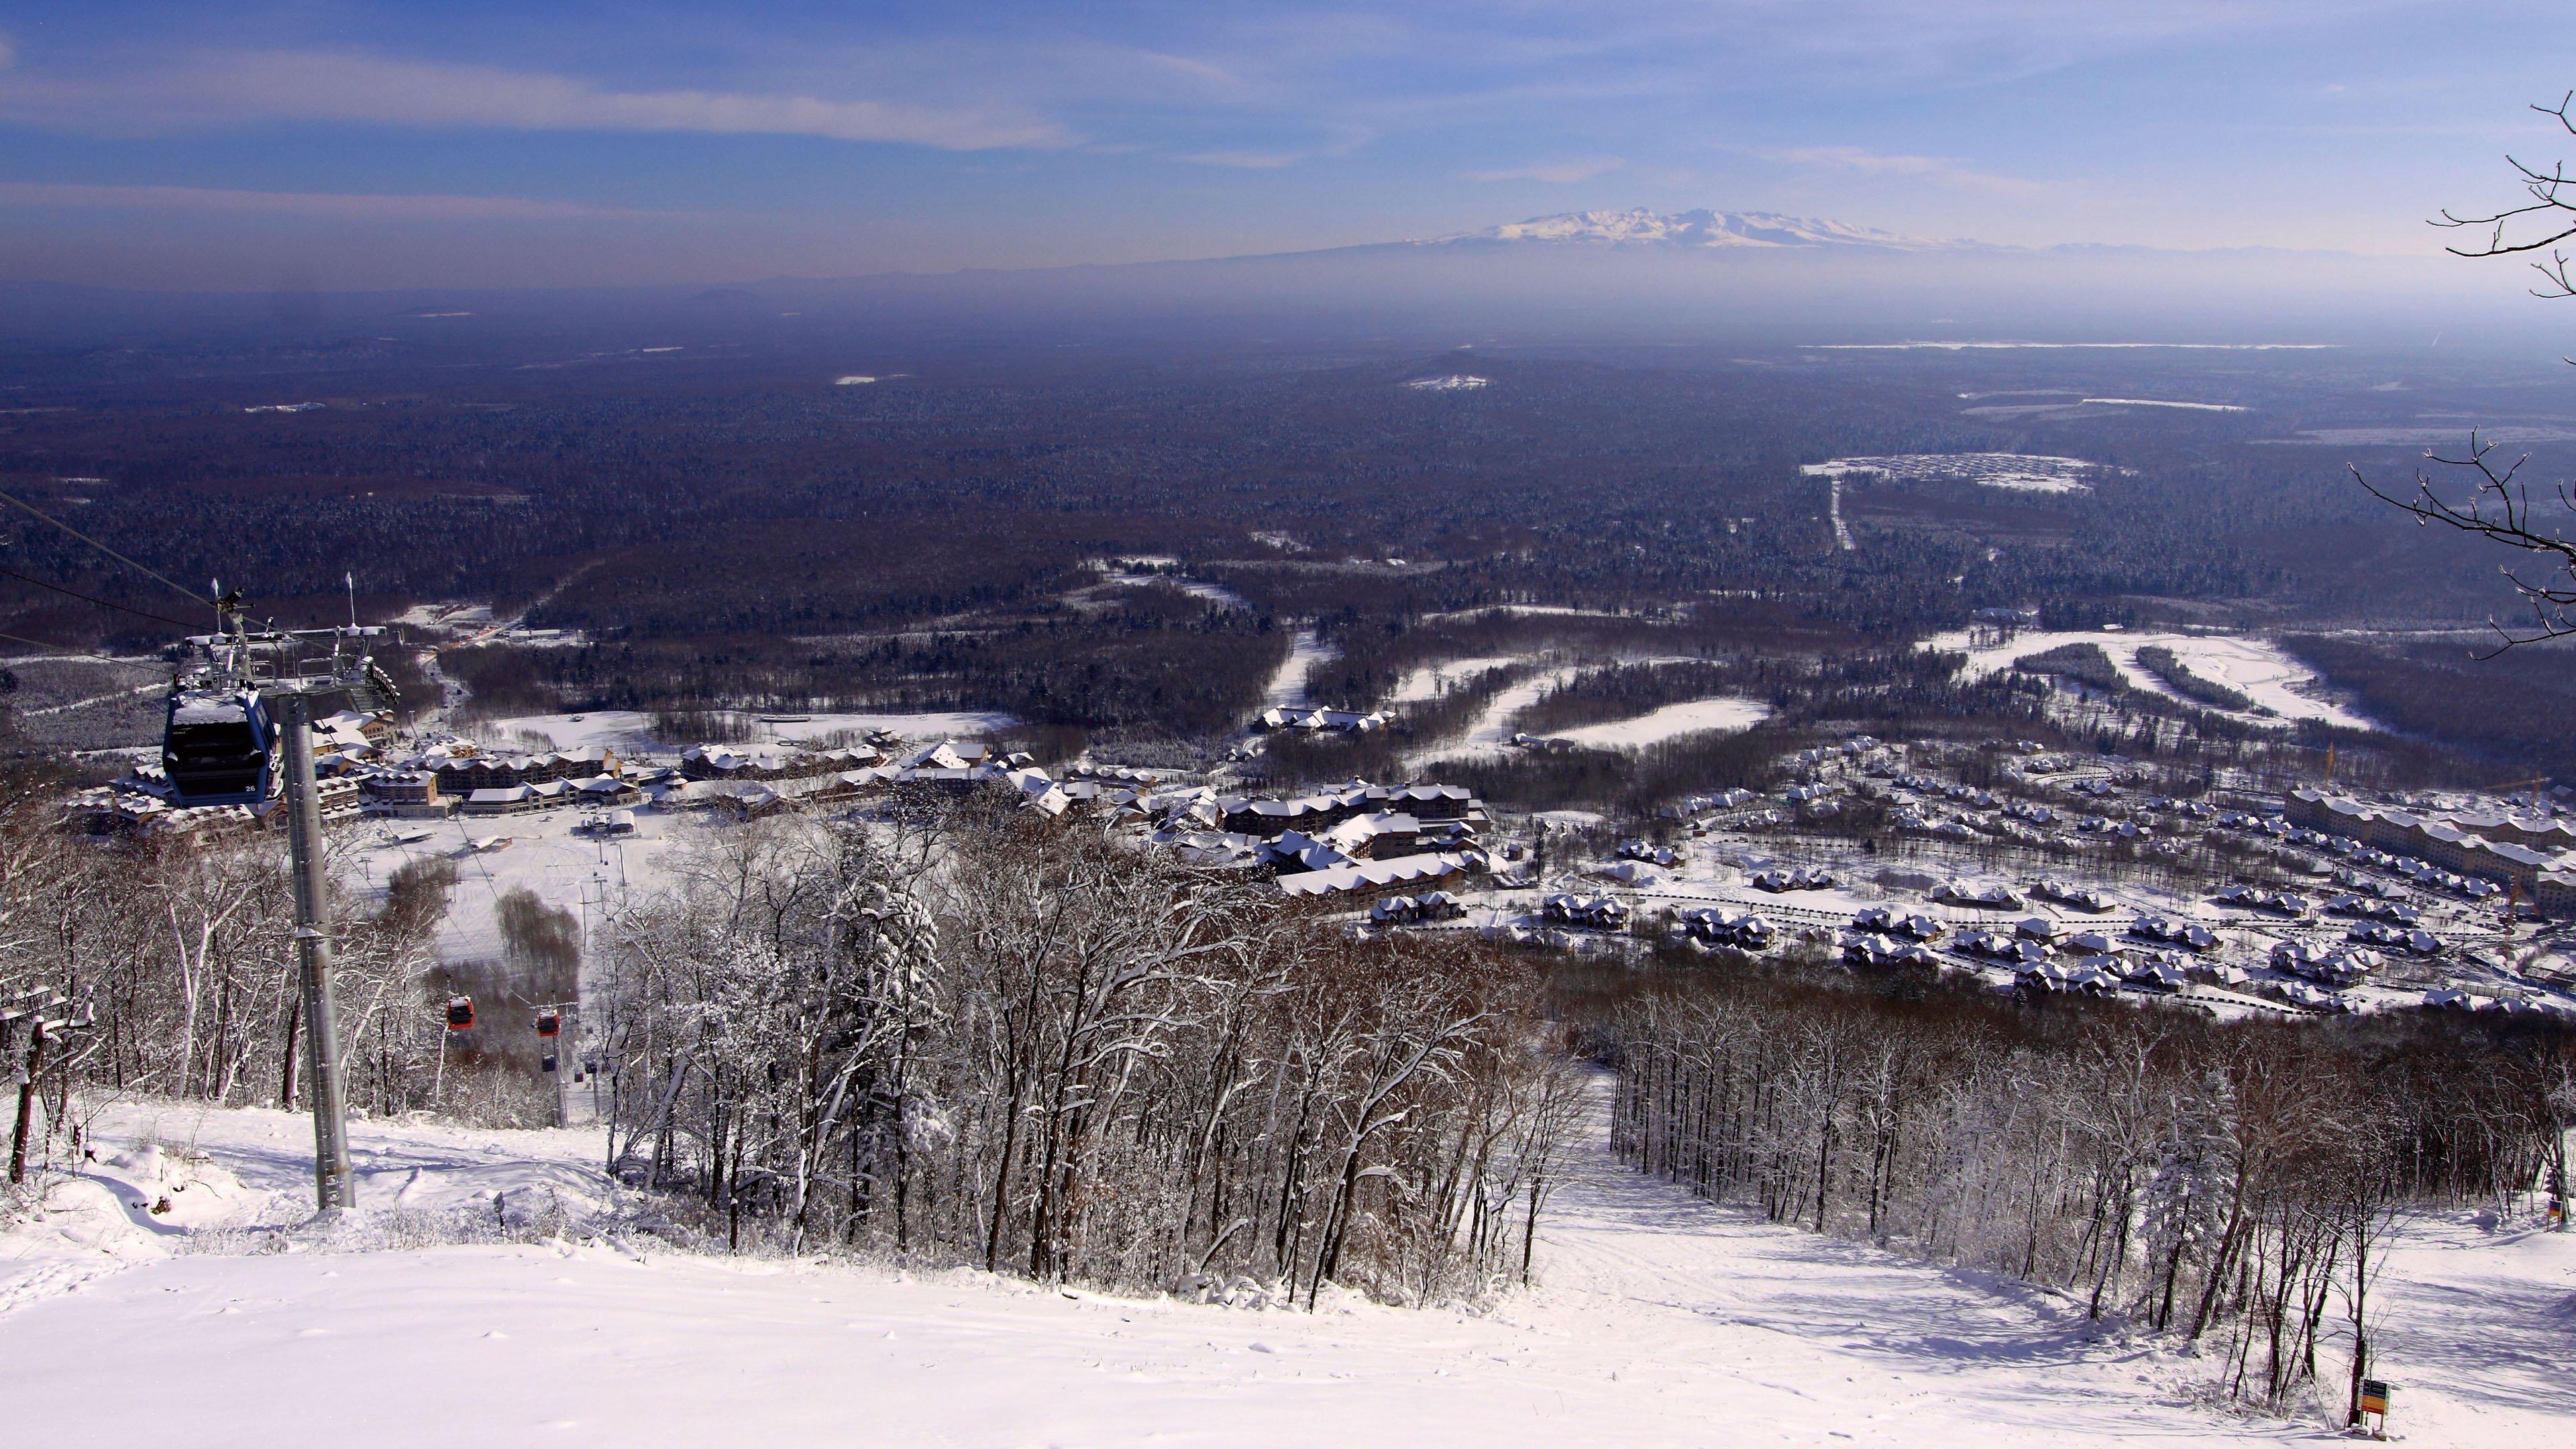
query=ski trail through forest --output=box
[1516,1078,2306,1444]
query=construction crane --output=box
[2483,775,2557,812]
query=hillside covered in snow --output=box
[2,1092,2565,1447]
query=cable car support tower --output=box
[178,596,400,1214]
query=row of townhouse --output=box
[2285,788,2563,893]
[416,745,622,793]
[1220,783,1481,839]
[1275,850,1485,904]
[677,742,891,782]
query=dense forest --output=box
[1,329,2570,761]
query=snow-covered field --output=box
[348,808,681,964]
[480,708,1018,755]
[2,1091,2561,1447]
[1552,696,1772,748]
[1927,627,2372,730]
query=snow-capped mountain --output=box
[1430,208,1984,252]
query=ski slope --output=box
[1927,627,2372,730]
[0,1094,2563,1446]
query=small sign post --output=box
[2357,1379,2392,1440]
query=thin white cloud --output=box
[1180,150,1305,169]
[1754,145,2043,195]
[1462,156,1626,184]
[0,182,655,221]
[5,50,1071,151]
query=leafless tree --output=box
[2358,95,2576,651]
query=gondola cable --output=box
[0,487,214,610]
[0,627,169,666]
[0,564,201,630]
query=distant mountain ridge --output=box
[1424,208,1992,252]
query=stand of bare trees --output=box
[1600,967,2572,1417]
[592,807,1585,1303]
[0,800,453,1193]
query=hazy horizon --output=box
[3,2,2575,305]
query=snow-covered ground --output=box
[1095,569,1254,610]
[1388,656,1519,704]
[1261,628,1340,711]
[3,1091,2561,1447]
[347,808,680,965]
[1803,453,2100,494]
[480,708,1018,755]
[1421,665,1584,763]
[0,1101,608,1313]
[1927,627,2371,730]
[1552,697,1772,749]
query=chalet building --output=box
[1256,706,1393,734]
[2285,788,2564,890]
[1360,784,1479,821]
[573,775,643,808]
[680,743,884,782]
[360,771,451,818]
[432,745,619,793]
[462,780,581,816]
[1275,851,1483,904]
[2535,870,2576,920]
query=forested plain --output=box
[1,321,2571,771]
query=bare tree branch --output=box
[2352,431,2576,655]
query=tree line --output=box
[587,805,1585,1303]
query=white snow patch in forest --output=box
[2080,397,2248,411]
[1425,665,1585,763]
[1926,628,2372,730]
[1803,453,2099,494]
[1550,697,1772,749]
[1098,572,1251,608]
[1261,628,1340,710]
[1389,657,1519,704]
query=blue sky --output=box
[1,1,2572,288]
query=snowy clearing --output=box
[1388,656,1520,704]
[1929,627,2372,731]
[1,1092,2559,1448]
[347,807,678,965]
[1261,628,1340,711]
[1803,453,2100,494]
[1424,665,1584,763]
[1097,571,1253,609]
[2080,397,2248,411]
[1551,696,1772,749]
[478,708,1018,755]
